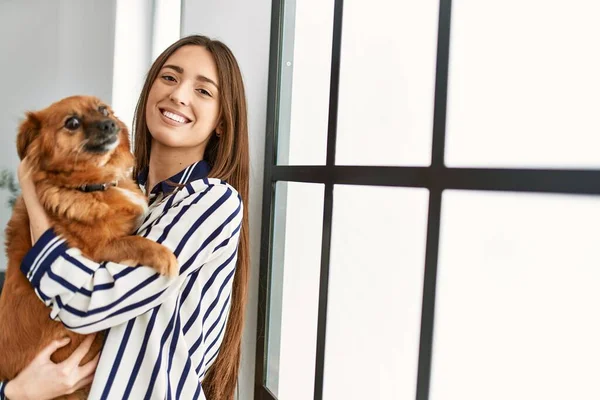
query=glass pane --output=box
[266,182,324,398]
[445,1,600,168]
[324,185,429,400]
[335,0,438,166]
[276,0,333,165]
[432,190,600,400]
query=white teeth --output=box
[162,110,188,124]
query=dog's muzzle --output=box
[84,119,120,153]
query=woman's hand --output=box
[17,157,50,243]
[17,157,33,188]
[17,157,38,204]
[4,335,100,400]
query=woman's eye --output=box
[161,75,177,82]
[197,88,212,97]
[65,117,81,131]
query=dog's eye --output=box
[65,117,81,131]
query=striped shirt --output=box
[1,160,242,399]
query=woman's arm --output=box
[18,161,50,242]
[18,160,242,334]
[1,335,99,400]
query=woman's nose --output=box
[169,85,191,106]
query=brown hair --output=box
[132,35,249,400]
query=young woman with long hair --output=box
[2,35,250,400]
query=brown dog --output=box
[0,96,177,399]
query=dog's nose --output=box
[95,120,117,135]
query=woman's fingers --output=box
[79,351,101,378]
[36,337,71,361]
[17,156,33,183]
[62,334,96,369]
[66,344,100,394]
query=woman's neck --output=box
[147,142,205,192]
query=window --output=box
[257,0,600,399]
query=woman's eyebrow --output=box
[163,64,220,90]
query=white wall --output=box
[182,1,271,399]
[111,0,154,135]
[0,0,117,271]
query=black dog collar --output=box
[77,182,118,192]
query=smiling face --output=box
[145,45,222,158]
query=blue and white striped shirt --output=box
[2,161,242,399]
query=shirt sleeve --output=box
[20,183,243,334]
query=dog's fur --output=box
[0,96,177,399]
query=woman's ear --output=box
[17,112,41,160]
[216,123,224,137]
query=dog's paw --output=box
[153,249,179,277]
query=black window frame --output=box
[254,1,600,399]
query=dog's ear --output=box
[17,112,41,160]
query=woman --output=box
[1,35,249,400]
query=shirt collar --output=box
[137,160,211,196]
